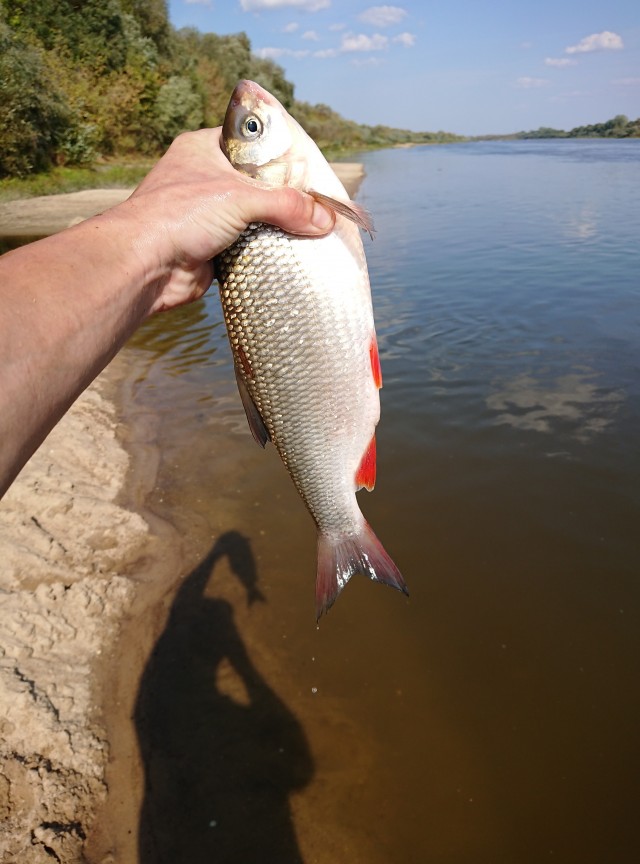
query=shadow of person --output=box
[135,531,313,863]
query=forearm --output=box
[0,208,162,496]
[0,128,333,498]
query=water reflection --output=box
[487,371,624,442]
[0,235,46,255]
[564,203,598,241]
[129,297,223,377]
[135,531,313,864]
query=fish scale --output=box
[217,222,370,534]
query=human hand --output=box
[116,127,335,315]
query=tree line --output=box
[0,0,462,180]
[0,0,294,177]
[4,1,632,181]
[515,115,640,139]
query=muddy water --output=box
[124,140,640,863]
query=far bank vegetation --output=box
[1,1,637,189]
[0,0,460,185]
[517,115,640,139]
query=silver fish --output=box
[216,80,407,618]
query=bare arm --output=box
[0,128,334,497]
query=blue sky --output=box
[167,1,640,135]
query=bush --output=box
[0,24,71,177]
[154,75,204,145]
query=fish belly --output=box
[216,220,378,535]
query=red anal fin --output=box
[369,336,382,389]
[355,435,376,491]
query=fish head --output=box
[221,80,307,187]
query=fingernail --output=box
[311,201,334,231]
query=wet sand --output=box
[0,354,152,863]
[0,162,364,863]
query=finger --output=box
[242,186,336,237]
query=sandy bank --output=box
[0,162,365,862]
[0,359,153,863]
[0,163,365,238]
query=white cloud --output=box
[329,22,346,31]
[544,57,577,67]
[359,5,407,28]
[283,22,299,33]
[351,56,385,67]
[565,31,623,55]
[549,89,591,103]
[487,372,623,441]
[255,46,285,59]
[341,32,388,52]
[516,77,551,88]
[258,16,414,64]
[393,32,415,47]
[254,46,310,59]
[613,77,640,86]
[241,0,330,12]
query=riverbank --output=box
[0,162,365,863]
[0,163,365,240]
[0,354,153,863]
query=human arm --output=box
[0,127,334,498]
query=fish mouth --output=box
[230,79,279,111]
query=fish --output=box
[215,80,407,618]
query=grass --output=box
[0,160,154,203]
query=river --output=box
[126,138,640,863]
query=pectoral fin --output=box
[308,190,375,239]
[234,366,270,448]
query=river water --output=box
[126,139,640,863]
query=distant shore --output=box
[0,162,365,239]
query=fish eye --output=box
[241,115,262,139]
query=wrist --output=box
[89,199,178,319]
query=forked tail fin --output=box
[316,521,408,619]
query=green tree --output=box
[0,21,73,176]
[120,0,170,51]
[154,75,204,144]
[247,56,294,109]
[4,0,129,70]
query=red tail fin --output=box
[316,521,408,619]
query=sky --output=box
[167,1,640,136]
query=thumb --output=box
[246,185,336,236]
